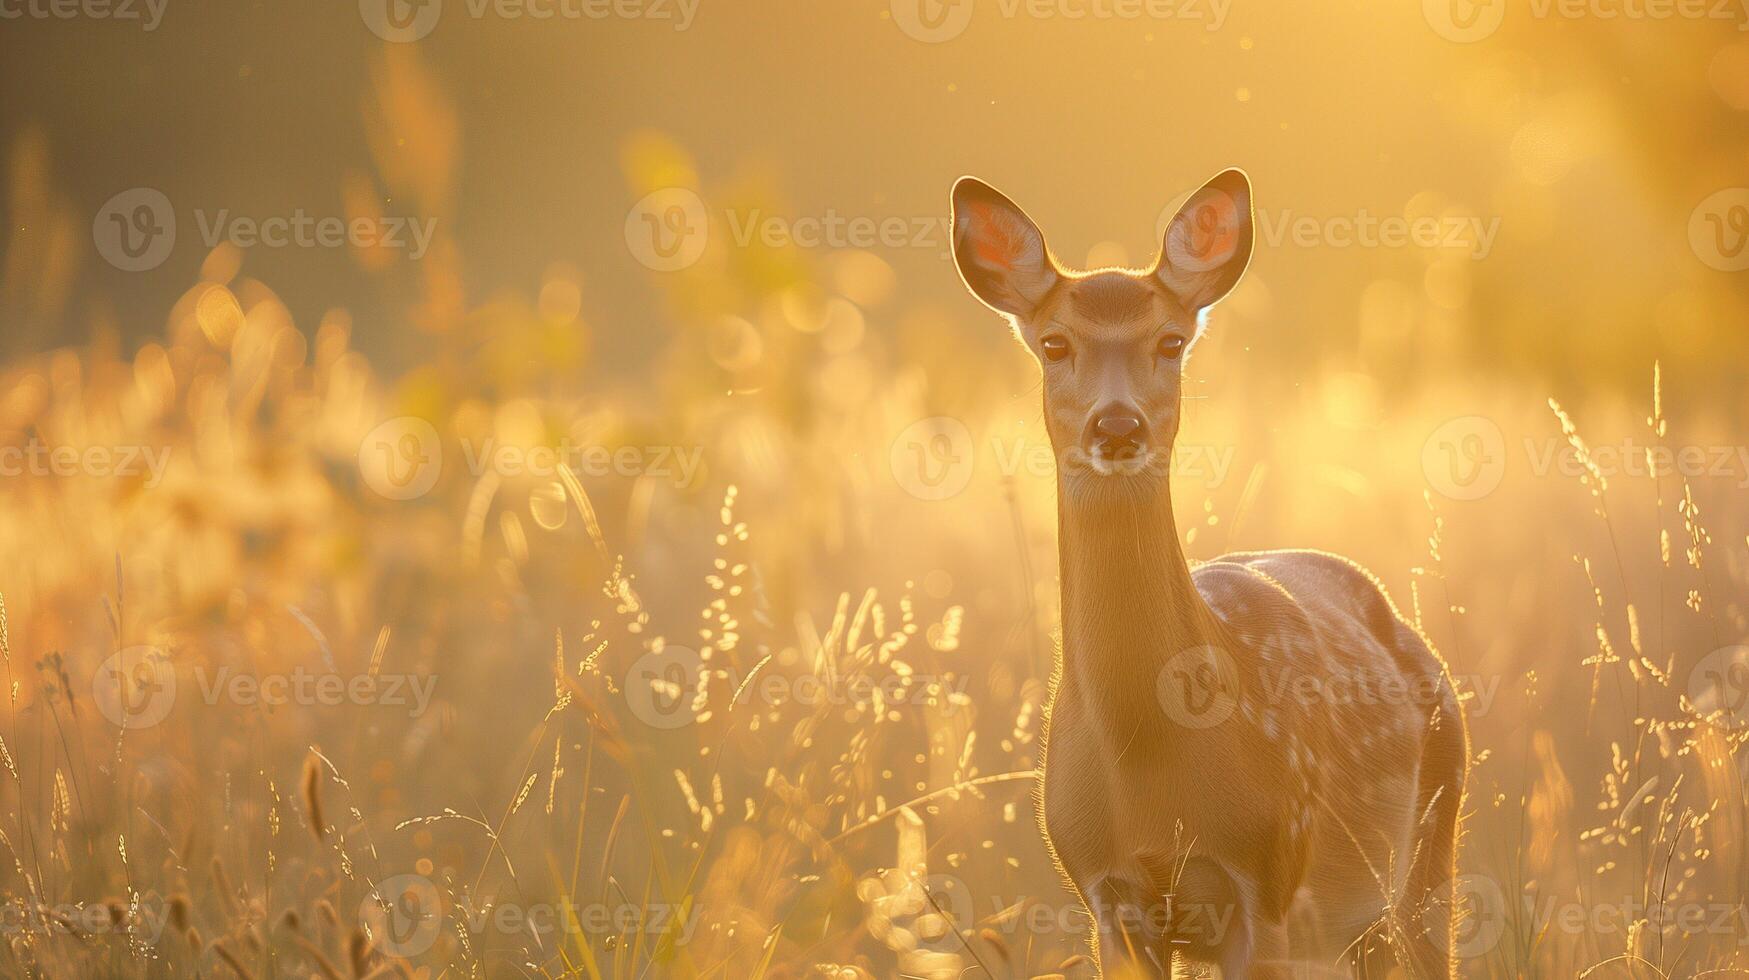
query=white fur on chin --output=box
[1088,451,1160,477]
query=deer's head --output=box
[950,170,1254,500]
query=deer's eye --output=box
[1158,335,1187,360]
[1041,336,1071,362]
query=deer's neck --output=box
[1056,480,1225,743]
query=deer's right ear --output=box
[951,177,1059,320]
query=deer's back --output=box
[1194,547,1450,698]
[1191,548,1458,937]
[1191,546,1454,792]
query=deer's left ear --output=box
[1155,169,1255,314]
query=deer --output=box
[948,170,1468,979]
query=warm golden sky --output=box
[3,0,1746,395]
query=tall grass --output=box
[1,152,1746,978]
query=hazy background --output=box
[7,1,1748,389]
[2,2,1749,977]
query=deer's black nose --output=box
[1088,412,1148,464]
[1094,415,1143,440]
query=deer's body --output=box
[950,171,1467,977]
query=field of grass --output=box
[2,125,1748,979]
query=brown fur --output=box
[950,171,1469,978]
